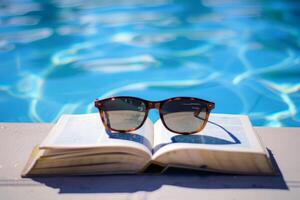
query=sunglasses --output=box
[94,96,215,135]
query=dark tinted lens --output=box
[161,98,208,133]
[101,97,147,131]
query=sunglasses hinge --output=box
[94,101,101,107]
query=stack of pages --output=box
[22,113,275,176]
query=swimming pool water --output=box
[0,0,299,127]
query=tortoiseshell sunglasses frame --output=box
[94,96,215,135]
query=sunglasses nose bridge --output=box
[148,102,160,110]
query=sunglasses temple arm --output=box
[194,115,240,144]
[103,111,111,128]
[193,107,206,118]
[194,109,240,144]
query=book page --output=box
[40,113,154,156]
[153,114,265,154]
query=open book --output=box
[22,113,275,176]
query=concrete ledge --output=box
[0,123,300,200]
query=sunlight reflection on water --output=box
[0,0,299,126]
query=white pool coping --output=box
[0,123,300,200]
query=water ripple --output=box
[0,0,299,127]
[1,28,53,44]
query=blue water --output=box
[0,0,299,127]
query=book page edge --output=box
[39,115,70,148]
